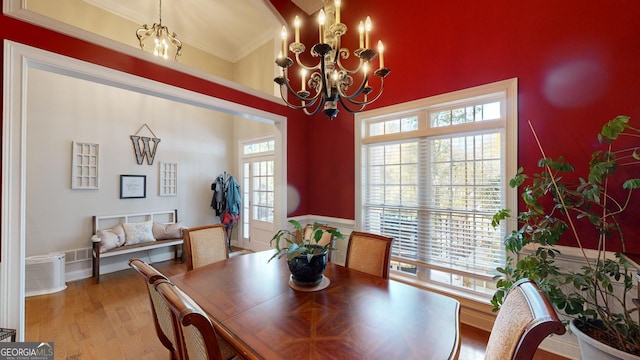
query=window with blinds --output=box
[358,79,517,296]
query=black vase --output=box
[287,246,328,286]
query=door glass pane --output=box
[252,160,274,223]
[242,161,250,237]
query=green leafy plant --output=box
[491,115,640,356]
[269,220,344,262]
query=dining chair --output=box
[344,231,394,278]
[300,224,337,261]
[154,279,225,360]
[182,224,228,271]
[128,258,182,360]
[484,278,566,360]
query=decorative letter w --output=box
[131,136,161,165]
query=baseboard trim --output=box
[288,215,355,228]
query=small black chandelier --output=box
[274,0,390,120]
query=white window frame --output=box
[355,78,518,298]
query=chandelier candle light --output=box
[136,0,182,61]
[274,0,390,120]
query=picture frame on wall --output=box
[120,175,146,199]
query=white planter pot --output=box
[570,320,640,360]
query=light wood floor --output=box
[26,258,568,360]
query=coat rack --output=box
[211,172,241,249]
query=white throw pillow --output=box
[152,221,183,240]
[97,224,125,252]
[123,221,155,245]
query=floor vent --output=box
[25,253,67,297]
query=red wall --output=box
[2,1,640,252]
[272,0,640,252]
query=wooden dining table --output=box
[170,250,461,360]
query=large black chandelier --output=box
[274,0,390,120]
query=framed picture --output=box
[120,175,146,199]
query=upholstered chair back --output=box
[484,278,566,360]
[183,224,228,271]
[300,224,337,261]
[344,231,394,278]
[155,280,225,360]
[129,258,181,360]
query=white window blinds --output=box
[358,79,517,293]
[363,130,504,278]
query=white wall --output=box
[25,68,235,257]
[233,39,279,96]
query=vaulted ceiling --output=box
[6,0,325,94]
[84,0,286,63]
[82,0,322,63]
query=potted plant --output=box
[269,220,344,286]
[491,115,640,358]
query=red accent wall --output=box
[3,1,640,252]
[272,0,640,252]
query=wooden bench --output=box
[92,209,182,283]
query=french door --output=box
[240,138,275,251]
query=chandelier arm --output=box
[279,69,324,103]
[286,88,323,106]
[305,72,326,102]
[341,79,387,106]
[293,51,322,72]
[166,31,183,60]
[282,94,322,112]
[278,85,314,110]
[338,96,368,114]
[335,72,369,100]
[136,26,155,49]
[301,100,326,116]
[277,85,326,116]
[335,48,365,74]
